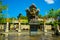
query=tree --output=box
[46,9,60,19]
[0,1,7,13]
[19,16,27,19]
[46,9,55,18]
[56,9,60,16]
[0,1,7,23]
[17,13,28,19]
[56,9,60,25]
[17,13,22,19]
[9,17,17,23]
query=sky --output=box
[2,0,60,18]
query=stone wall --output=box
[21,25,30,30]
[44,25,52,31]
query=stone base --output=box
[18,30,21,32]
[30,31,37,36]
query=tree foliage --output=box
[46,9,55,18]
[17,13,28,19]
[46,9,60,19]
[0,14,6,23]
[0,1,7,23]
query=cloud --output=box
[45,0,54,4]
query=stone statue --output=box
[26,4,39,22]
[26,4,40,35]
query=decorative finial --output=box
[29,3,36,9]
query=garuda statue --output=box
[26,4,39,22]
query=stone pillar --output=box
[44,18,47,33]
[18,22,21,36]
[5,22,9,32]
[18,19,21,36]
[18,22,21,32]
[44,23,47,32]
[44,24,48,35]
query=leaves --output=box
[0,1,2,5]
[46,9,60,19]
[17,13,28,19]
[0,1,7,11]
[2,5,7,10]
[38,14,42,18]
[0,13,6,23]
